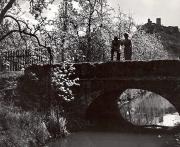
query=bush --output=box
[0,101,68,147]
[0,63,79,146]
[132,30,169,60]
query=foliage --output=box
[0,100,70,147]
[0,0,171,64]
[112,7,135,38]
[46,108,69,138]
[110,7,169,61]
[0,72,70,146]
[51,63,79,102]
[42,0,114,62]
[0,101,49,147]
[0,72,24,102]
[119,89,176,126]
[132,30,169,60]
[0,0,55,67]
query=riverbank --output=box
[0,73,70,146]
[0,100,71,146]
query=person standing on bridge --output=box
[111,36,121,61]
[122,33,132,60]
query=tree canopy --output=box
[0,0,170,65]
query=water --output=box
[48,131,176,147]
[47,112,180,147]
[158,112,180,126]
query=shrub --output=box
[0,101,50,146]
[0,101,69,147]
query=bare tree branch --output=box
[2,29,47,48]
[17,19,33,33]
[0,14,50,49]
[4,15,23,38]
[0,28,53,62]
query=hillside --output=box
[159,31,180,58]
[141,18,180,59]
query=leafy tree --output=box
[49,0,84,62]
[46,0,114,62]
[132,30,169,60]
[72,0,113,61]
[0,0,56,65]
[113,7,135,38]
[110,8,168,61]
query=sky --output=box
[108,0,180,27]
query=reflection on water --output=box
[48,132,175,147]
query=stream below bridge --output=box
[48,89,180,147]
[47,131,177,147]
[47,113,180,147]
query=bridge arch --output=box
[85,87,179,127]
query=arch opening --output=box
[119,89,180,127]
[85,91,135,128]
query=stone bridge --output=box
[24,60,180,125]
[73,60,180,122]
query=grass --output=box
[0,101,69,147]
[0,101,48,146]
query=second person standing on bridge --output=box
[122,33,132,60]
[111,36,121,61]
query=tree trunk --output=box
[61,0,68,62]
[87,14,92,62]
[0,0,15,24]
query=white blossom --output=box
[51,63,79,102]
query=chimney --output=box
[148,18,151,24]
[156,18,161,25]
